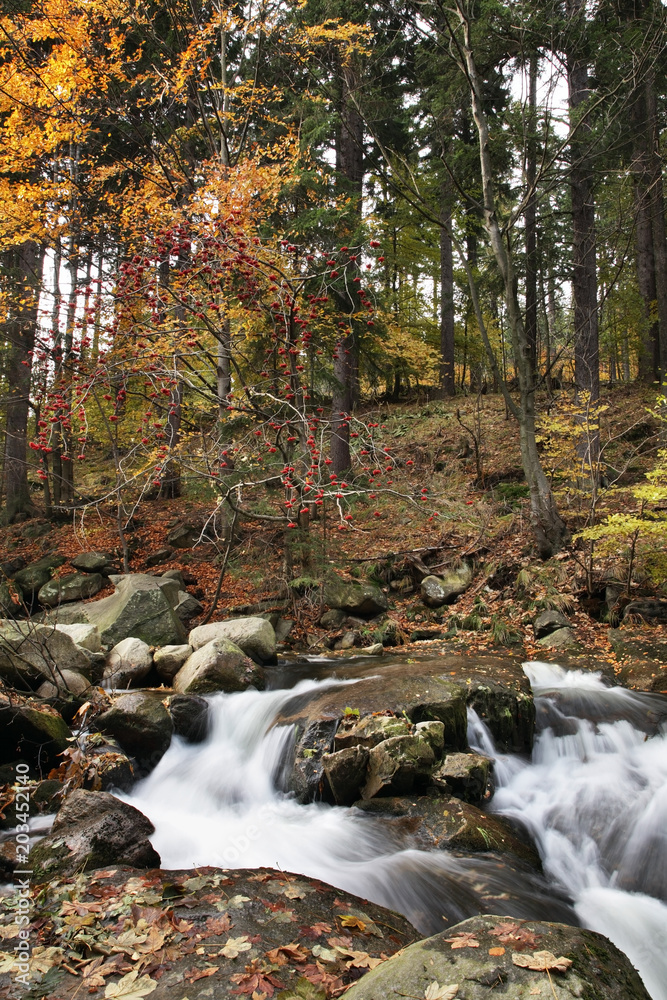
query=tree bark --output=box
[646,74,667,386]
[439,177,456,397]
[2,242,41,521]
[631,75,659,381]
[525,54,538,380]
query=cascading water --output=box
[123,663,667,1000]
[469,661,667,1000]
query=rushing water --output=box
[123,660,667,999]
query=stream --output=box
[123,659,667,999]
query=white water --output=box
[471,661,667,1000]
[124,663,667,998]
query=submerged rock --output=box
[29,789,160,881]
[344,913,652,1000]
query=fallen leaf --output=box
[264,942,309,965]
[488,946,505,956]
[512,951,573,973]
[424,984,458,1000]
[444,932,480,949]
[203,914,232,936]
[310,944,338,964]
[104,970,158,1000]
[339,915,366,932]
[299,922,331,939]
[184,966,219,982]
[219,935,253,959]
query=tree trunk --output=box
[439,178,456,397]
[2,242,41,522]
[646,74,667,387]
[631,76,659,381]
[525,54,538,380]
[566,0,599,404]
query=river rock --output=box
[353,795,540,867]
[0,621,92,688]
[343,913,652,1000]
[97,691,173,772]
[167,521,200,547]
[362,734,436,799]
[19,866,419,999]
[320,607,347,628]
[144,547,174,567]
[29,789,160,882]
[324,575,388,617]
[161,568,186,587]
[154,643,192,682]
[69,573,188,647]
[173,637,264,694]
[623,598,667,624]
[36,669,91,699]
[421,564,473,607]
[174,590,204,623]
[188,617,277,664]
[287,718,339,802]
[13,554,66,598]
[80,734,135,791]
[54,622,102,652]
[0,698,72,766]
[103,636,153,689]
[432,751,490,804]
[38,571,104,607]
[537,626,577,650]
[70,551,115,574]
[167,693,210,742]
[322,745,370,804]
[335,713,412,750]
[534,608,572,639]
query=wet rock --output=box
[324,575,388,617]
[81,735,135,791]
[421,564,472,608]
[415,720,445,753]
[173,638,264,694]
[97,691,173,772]
[167,522,200,548]
[286,718,338,802]
[38,571,103,607]
[71,551,116,575]
[54,622,102,652]
[154,643,193,683]
[23,866,419,998]
[13,554,66,598]
[353,795,540,867]
[36,669,91,699]
[0,778,63,831]
[432,752,490,804]
[623,598,667,624]
[323,745,369,804]
[358,642,384,655]
[167,693,209,742]
[188,617,277,664]
[534,608,572,639]
[0,621,91,688]
[174,590,204,624]
[29,789,160,881]
[0,699,72,767]
[335,714,412,751]
[344,913,652,1000]
[362,734,436,799]
[103,637,153,689]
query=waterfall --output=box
[122,663,667,999]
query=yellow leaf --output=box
[104,971,158,1000]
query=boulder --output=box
[0,579,23,617]
[173,638,264,694]
[161,568,186,587]
[167,693,210,742]
[54,622,102,652]
[38,571,103,607]
[353,795,540,867]
[537,626,577,650]
[343,914,652,1000]
[421,564,473,608]
[324,575,388,617]
[335,714,412,750]
[103,636,153,689]
[286,718,339,802]
[534,608,572,639]
[80,734,135,792]
[167,522,200,548]
[415,720,445,753]
[623,598,667,624]
[174,590,204,623]
[97,691,173,771]
[66,573,188,647]
[362,734,436,799]
[153,643,192,683]
[24,866,418,998]
[320,608,347,628]
[144,547,174,567]
[71,551,115,574]
[0,699,72,766]
[36,669,91,699]
[189,617,277,664]
[29,789,160,881]
[358,642,384,655]
[323,745,370,804]
[0,621,92,688]
[13,554,66,598]
[432,752,490,804]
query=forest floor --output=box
[2,383,667,682]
